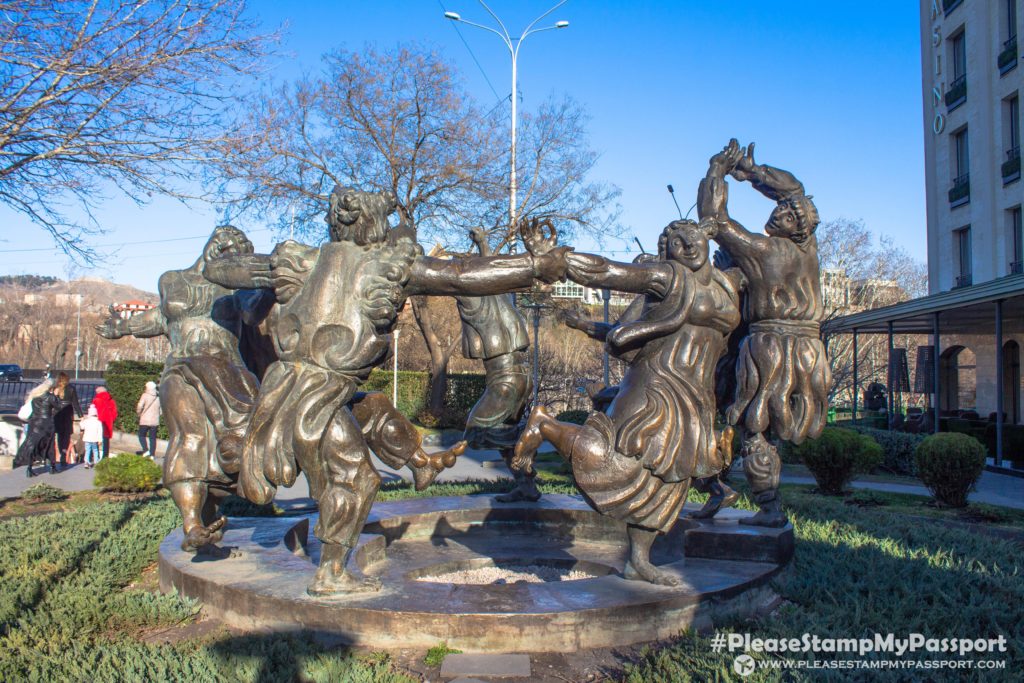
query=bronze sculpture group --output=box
[99,140,829,596]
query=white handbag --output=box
[17,399,32,421]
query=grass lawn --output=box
[1,473,1021,682]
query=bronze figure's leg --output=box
[495,447,541,503]
[623,525,680,587]
[169,480,227,552]
[739,431,787,527]
[162,371,232,551]
[349,392,466,491]
[688,426,739,519]
[304,406,383,596]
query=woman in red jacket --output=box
[91,387,118,459]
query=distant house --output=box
[551,281,634,306]
[111,300,156,319]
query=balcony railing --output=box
[945,75,967,110]
[1003,146,1021,183]
[1010,260,1023,275]
[955,273,973,288]
[999,36,1018,74]
[943,0,963,16]
[948,172,970,206]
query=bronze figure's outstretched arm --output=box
[405,248,569,296]
[204,253,274,290]
[95,304,166,339]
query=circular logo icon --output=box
[733,654,756,677]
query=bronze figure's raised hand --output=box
[518,217,558,256]
[730,141,758,182]
[708,138,744,179]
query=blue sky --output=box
[0,1,925,292]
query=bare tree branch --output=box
[0,0,277,260]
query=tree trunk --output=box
[410,296,461,420]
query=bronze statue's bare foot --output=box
[180,517,227,552]
[309,543,382,596]
[307,568,382,596]
[511,405,549,473]
[495,476,542,503]
[411,441,467,491]
[739,508,788,528]
[688,481,740,520]
[623,560,681,587]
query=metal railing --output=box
[948,172,970,205]
[999,35,1018,73]
[1003,146,1021,182]
[945,74,967,108]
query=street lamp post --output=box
[444,2,569,233]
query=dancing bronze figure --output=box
[205,186,569,596]
[697,140,831,527]
[97,227,274,551]
[456,227,538,502]
[513,218,741,586]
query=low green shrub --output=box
[788,427,883,495]
[94,454,163,492]
[845,425,925,475]
[423,642,461,667]
[915,432,987,507]
[555,409,589,425]
[20,483,68,503]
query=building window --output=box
[949,127,970,206]
[1000,0,1019,74]
[1011,207,1023,274]
[552,281,584,299]
[1004,95,1021,183]
[945,29,968,109]
[955,226,972,287]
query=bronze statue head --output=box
[203,226,254,262]
[658,218,717,271]
[765,194,819,244]
[326,185,398,246]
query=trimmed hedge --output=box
[94,454,163,492]
[104,361,167,439]
[915,433,987,508]
[844,425,926,476]
[788,427,883,495]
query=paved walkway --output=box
[3,433,1022,510]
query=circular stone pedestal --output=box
[159,494,793,652]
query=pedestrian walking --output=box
[92,386,118,459]
[136,381,161,457]
[14,379,61,476]
[53,372,83,466]
[80,404,103,468]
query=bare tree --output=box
[0,0,275,258]
[817,219,928,408]
[216,43,623,406]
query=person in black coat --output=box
[14,379,62,476]
[52,372,83,465]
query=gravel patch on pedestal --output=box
[418,563,596,584]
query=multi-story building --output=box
[921,0,1021,290]
[827,0,1023,469]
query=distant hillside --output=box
[0,276,157,313]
